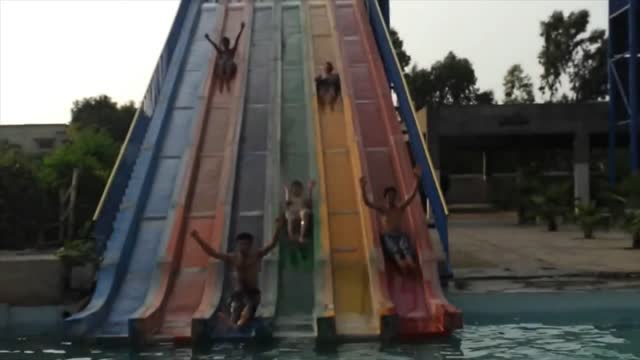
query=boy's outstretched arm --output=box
[307,180,316,204]
[359,177,385,213]
[232,22,246,51]
[399,167,421,209]
[191,230,231,262]
[258,217,285,258]
[204,34,222,52]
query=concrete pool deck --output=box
[447,212,640,293]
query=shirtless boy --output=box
[284,180,315,244]
[205,21,245,93]
[315,61,341,111]
[191,216,284,329]
[359,167,421,274]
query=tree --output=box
[0,145,56,249]
[475,89,496,105]
[406,65,433,110]
[406,51,480,109]
[71,95,137,143]
[40,128,119,239]
[538,10,607,102]
[503,64,535,104]
[389,27,411,71]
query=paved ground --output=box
[447,212,640,292]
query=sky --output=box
[0,0,608,125]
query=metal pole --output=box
[608,15,617,184]
[378,0,390,28]
[68,168,79,239]
[630,0,639,174]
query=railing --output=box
[365,0,452,276]
[92,0,194,255]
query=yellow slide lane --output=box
[303,0,383,337]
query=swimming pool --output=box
[1,291,638,359]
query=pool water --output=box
[1,323,638,360]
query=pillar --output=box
[574,130,590,204]
[630,0,639,174]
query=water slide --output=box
[331,0,461,336]
[67,0,461,342]
[130,1,250,342]
[64,0,218,338]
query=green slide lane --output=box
[273,2,317,335]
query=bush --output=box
[575,201,608,239]
[530,181,573,231]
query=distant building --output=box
[0,124,68,154]
[424,102,612,208]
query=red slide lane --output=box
[332,0,461,337]
[133,1,252,342]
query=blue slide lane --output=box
[64,1,218,338]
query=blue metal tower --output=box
[609,0,639,181]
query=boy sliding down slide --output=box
[284,180,315,245]
[191,216,284,329]
[359,167,422,275]
[205,21,245,93]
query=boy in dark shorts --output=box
[359,167,421,274]
[315,61,341,111]
[191,216,284,329]
[205,21,245,93]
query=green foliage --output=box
[389,27,411,71]
[40,128,119,240]
[40,128,118,188]
[515,163,544,223]
[56,238,100,267]
[623,210,640,249]
[406,52,493,110]
[475,90,496,105]
[71,95,137,143]
[574,201,608,239]
[429,52,478,105]
[529,181,573,231]
[503,64,535,104]
[0,145,57,249]
[538,10,607,102]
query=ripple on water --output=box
[0,323,637,360]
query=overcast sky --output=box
[0,0,608,125]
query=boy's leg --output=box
[398,235,418,272]
[285,210,297,241]
[328,88,338,110]
[298,209,311,244]
[236,303,255,328]
[235,289,260,328]
[382,234,408,273]
[214,64,225,93]
[229,296,242,325]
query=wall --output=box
[0,124,67,154]
[430,103,608,136]
[0,253,63,305]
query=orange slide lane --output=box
[130,1,252,342]
[333,0,462,337]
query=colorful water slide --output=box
[332,0,462,337]
[64,0,217,338]
[129,1,250,342]
[302,0,393,339]
[271,1,321,339]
